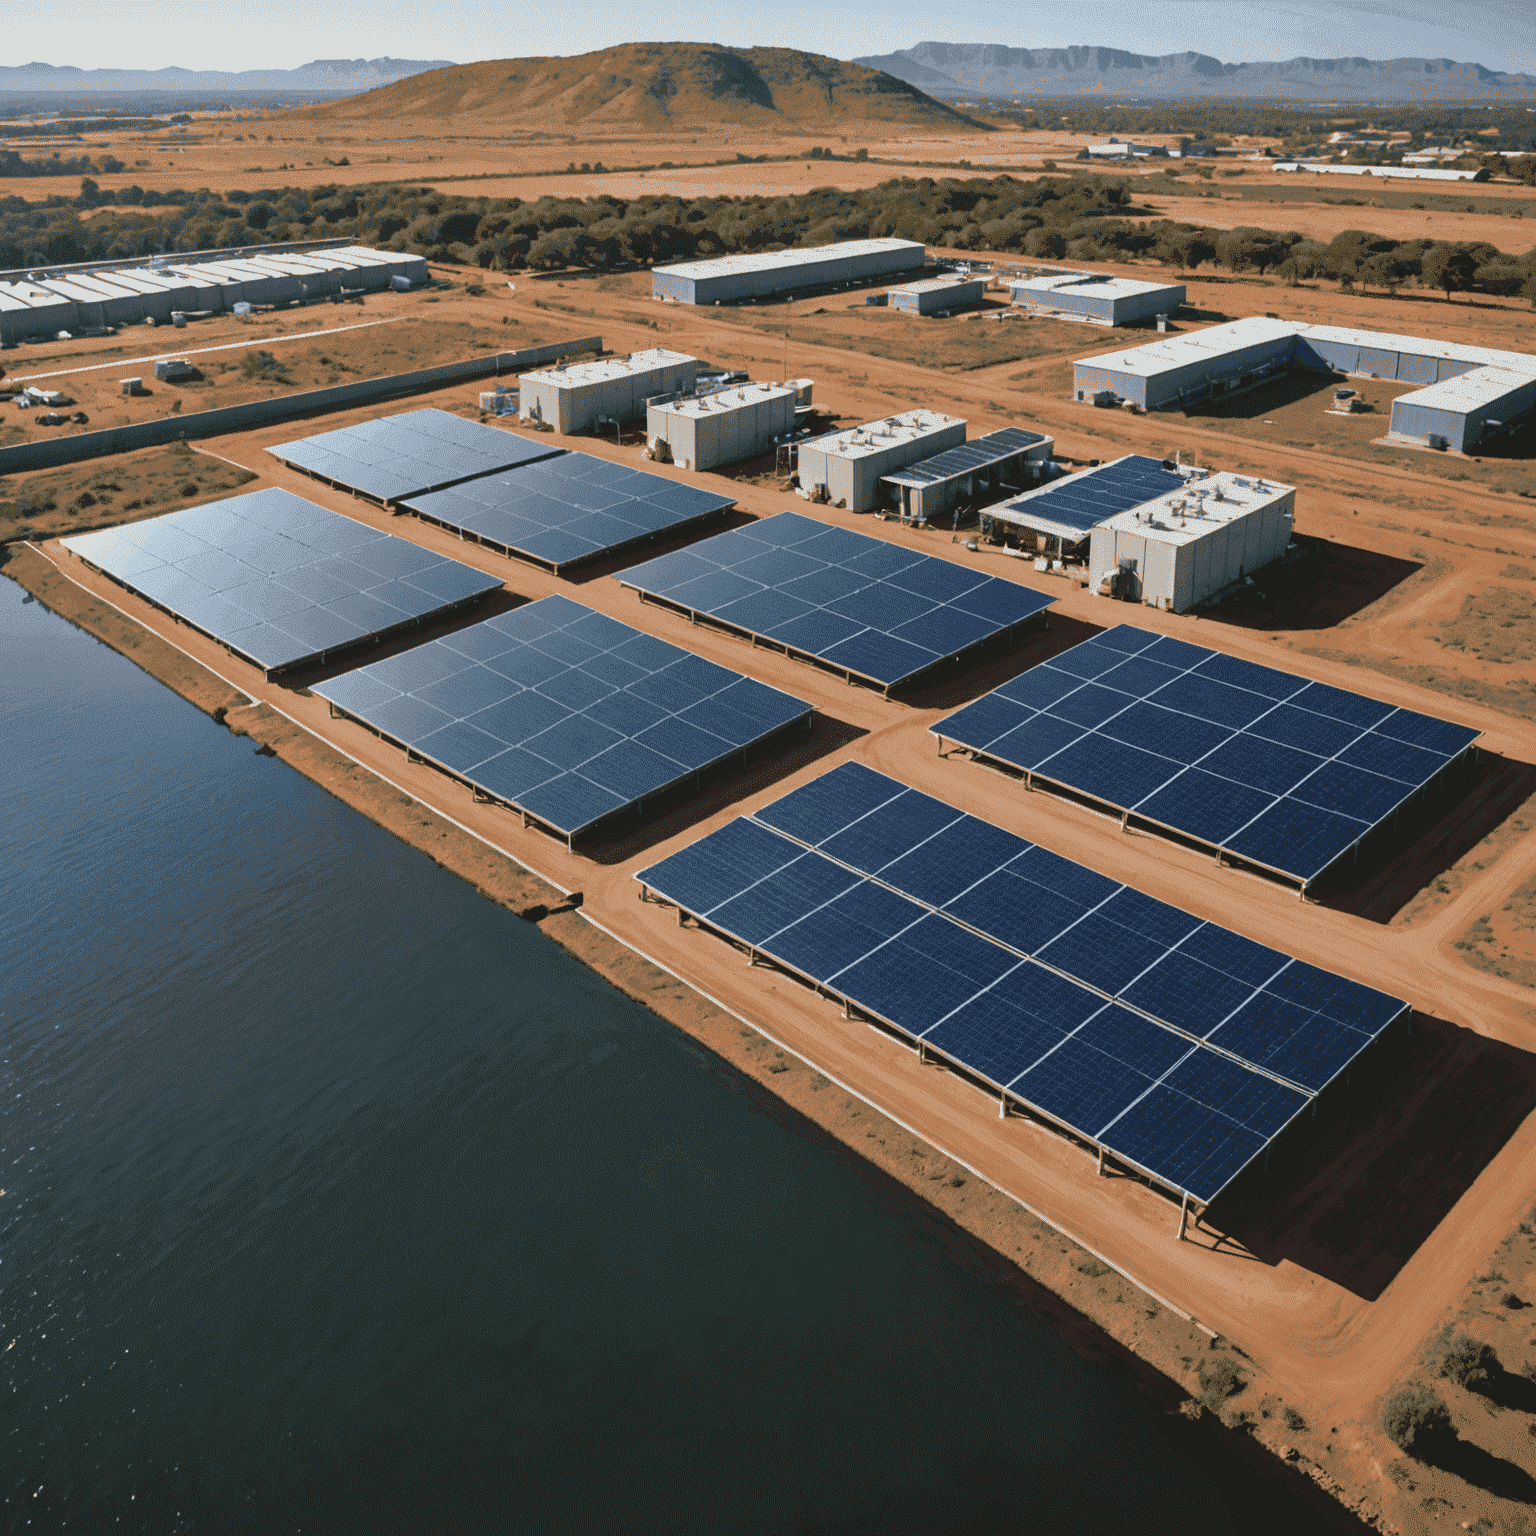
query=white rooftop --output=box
[802,410,964,462]
[522,348,696,389]
[654,238,924,282]
[891,275,985,296]
[1096,472,1294,548]
[1394,366,1536,413]
[1012,273,1180,300]
[1273,161,1484,182]
[652,381,798,419]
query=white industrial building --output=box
[519,348,700,435]
[651,238,926,305]
[1272,161,1488,182]
[1009,271,1185,327]
[797,410,966,512]
[1089,471,1295,613]
[646,380,799,470]
[1073,316,1536,451]
[0,245,429,344]
[1082,141,1169,160]
[888,275,989,314]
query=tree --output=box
[1421,242,1481,299]
[1439,1334,1498,1391]
[1383,1385,1452,1456]
[1156,228,1215,272]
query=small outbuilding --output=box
[879,426,1053,524]
[888,275,989,314]
[647,380,799,470]
[797,410,966,512]
[1010,272,1185,328]
[519,348,700,435]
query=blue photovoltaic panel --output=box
[403,452,735,573]
[992,455,1186,536]
[312,594,812,839]
[618,511,1054,691]
[269,407,564,503]
[61,488,502,675]
[637,805,1327,1204]
[933,624,1479,886]
[884,427,1050,488]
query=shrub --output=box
[1440,1334,1499,1392]
[1383,1385,1452,1456]
[1283,1406,1307,1432]
[1198,1356,1245,1412]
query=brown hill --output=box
[291,43,994,133]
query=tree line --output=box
[1,172,1532,303]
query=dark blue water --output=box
[2,573,1318,1534]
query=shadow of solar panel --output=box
[61,489,500,673]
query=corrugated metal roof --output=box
[1394,366,1536,412]
[655,238,924,282]
[1012,274,1180,301]
[801,409,963,461]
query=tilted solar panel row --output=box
[269,408,563,504]
[314,594,813,842]
[935,625,1480,887]
[403,450,735,572]
[892,427,1050,485]
[748,762,1405,1096]
[996,455,1186,533]
[60,489,502,675]
[618,511,1054,692]
[638,812,1329,1205]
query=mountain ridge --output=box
[0,58,455,95]
[288,45,993,131]
[851,44,1536,100]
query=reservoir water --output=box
[2,573,1323,1533]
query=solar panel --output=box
[268,408,564,504]
[988,455,1187,537]
[61,489,503,676]
[402,453,736,573]
[885,427,1050,487]
[312,594,813,843]
[637,795,1362,1205]
[617,511,1055,693]
[933,624,1480,888]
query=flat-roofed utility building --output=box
[981,453,1188,553]
[797,410,966,512]
[888,275,989,314]
[1009,272,1185,327]
[652,238,925,305]
[1074,316,1536,450]
[647,381,798,470]
[520,348,699,435]
[1087,470,1295,612]
[880,426,1053,523]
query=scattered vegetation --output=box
[1197,1355,1246,1412]
[1440,1333,1499,1392]
[1383,1384,1453,1456]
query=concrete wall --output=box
[0,336,601,476]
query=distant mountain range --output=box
[851,45,1536,100]
[0,58,454,96]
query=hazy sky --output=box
[9,0,1535,77]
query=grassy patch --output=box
[1435,586,1536,667]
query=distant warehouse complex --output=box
[1074,316,1536,452]
[652,238,926,304]
[0,246,428,345]
[1009,269,1186,327]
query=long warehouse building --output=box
[0,246,428,344]
[1009,271,1185,327]
[652,238,926,305]
[1073,316,1536,452]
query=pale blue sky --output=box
[11,0,1535,78]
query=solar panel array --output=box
[61,489,503,675]
[935,625,1480,886]
[402,451,736,572]
[886,426,1049,487]
[313,594,813,841]
[617,511,1056,692]
[638,761,1407,1203]
[269,408,562,503]
[995,454,1186,535]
